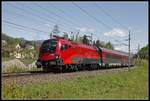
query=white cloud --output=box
[115,47,122,51]
[45,23,51,27]
[104,28,128,37]
[134,29,142,33]
[80,28,87,32]
[75,27,95,33]
[115,46,128,52]
[88,29,95,33]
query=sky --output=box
[2,1,148,53]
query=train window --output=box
[61,44,69,50]
[65,44,69,49]
[41,39,57,53]
[106,54,111,58]
[106,54,122,61]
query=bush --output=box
[2,66,27,73]
[2,66,42,73]
[138,44,148,59]
[2,51,10,57]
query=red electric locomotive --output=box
[36,35,102,72]
[36,35,131,72]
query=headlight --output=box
[36,61,41,66]
[55,54,59,59]
[49,61,56,65]
[56,55,59,59]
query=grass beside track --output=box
[2,60,148,100]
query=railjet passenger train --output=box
[36,35,133,72]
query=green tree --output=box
[95,40,100,47]
[93,40,96,45]
[75,31,80,41]
[63,32,68,39]
[77,36,83,43]
[95,40,105,47]
[2,51,10,57]
[105,41,114,50]
[70,32,74,41]
[82,35,90,45]
[138,44,148,59]
[50,25,60,37]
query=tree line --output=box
[134,44,149,60]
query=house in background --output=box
[14,44,22,58]
[15,44,21,49]
[2,40,7,46]
[13,43,35,59]
[14,51,21,59]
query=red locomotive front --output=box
[36,38,64,70]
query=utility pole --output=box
[137,44,140,66]
[91,33,93,45]
[128,29,131,70]
[35,33,39,59]
[138,44,140,59]
[50,32,53,39]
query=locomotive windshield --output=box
[41,39,57,53]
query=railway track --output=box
[2,71,53,78]
[2,66,136,87]
[2,72,33,78]
[2,66,132,78]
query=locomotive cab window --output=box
[61,44,69,50]
[41,39,57,53]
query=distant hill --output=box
[33,40,44,47]
[2,33,44,47]
[2,33,13,40]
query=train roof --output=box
[71,42,96,50]
[50,35,130,57]
[100,47,129,56]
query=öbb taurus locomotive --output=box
[36,35,132,72]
